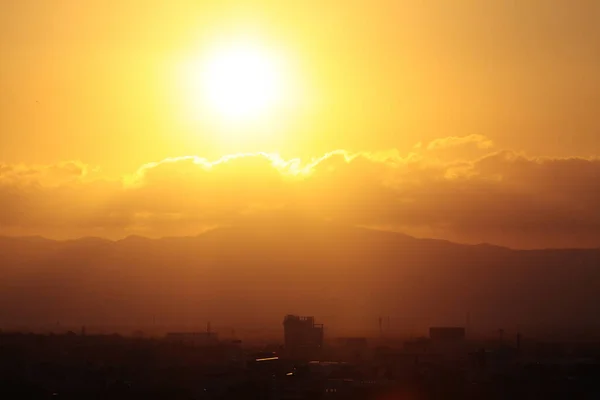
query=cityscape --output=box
[2,0,600,398]
[1,313,599,398]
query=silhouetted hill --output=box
[1,223,599,337]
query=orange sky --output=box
[1,0,599,248]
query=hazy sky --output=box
[1,1,599,247]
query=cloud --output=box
[427,134,494,150]
[0,137,599,248]
[0,161,93,187]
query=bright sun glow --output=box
[182,40,287,125]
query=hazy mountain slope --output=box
[0,223,599,336]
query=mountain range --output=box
[1,219,599,338]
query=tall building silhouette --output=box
[283,315,323,360]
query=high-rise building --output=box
[283,315,324,360]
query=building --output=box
[283,315,324,360]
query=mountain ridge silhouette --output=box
[1,222,599,335]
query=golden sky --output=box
[1,0,599,247]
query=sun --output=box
[203,43,283,121]
[182,40,287,125]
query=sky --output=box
[1,0,599,248]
